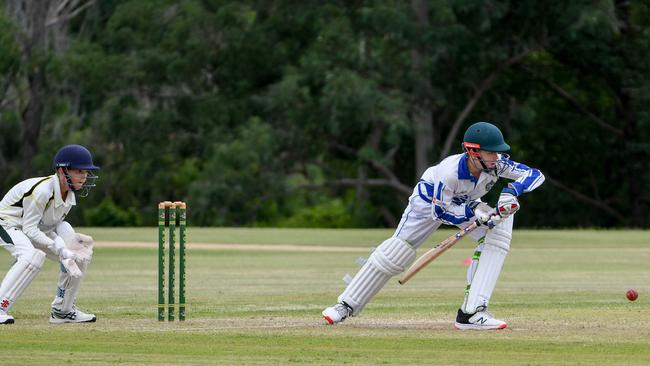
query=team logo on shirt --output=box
[452,195,470,205]
[485,181,495,191]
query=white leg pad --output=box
[52,259,89,312]
[466,241,483,286]
[463,215,513,313]
[52,221,92,311]
[339,238,415,315]
[0,249,46,312]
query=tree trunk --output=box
[614,1,643,226]
[8,0,51,177]
[618,90,642,226]
[410,0,434,177]
[10,0,93,177]
[22,68,47,178]
[413,105,433,178]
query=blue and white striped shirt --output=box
[415,153,544,225]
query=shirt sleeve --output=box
[430,178,474,225]
[21,187,56,248]
[496,155,545,196]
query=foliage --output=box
[0,1,648,227]
[83,198,143,226]
[275,195,379,228]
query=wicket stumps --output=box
[158,201,187,321]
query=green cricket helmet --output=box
[462,122,510,153]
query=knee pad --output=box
[20,249,46,269]
[483,215,513,254]
[368,238,416,276]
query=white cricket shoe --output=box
[322,302,353,325]
[454,307,507,330]
[0,313,15,324]
[49,306,97,324]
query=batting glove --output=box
[468,201,495,226]
[497,186,520,218]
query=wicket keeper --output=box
[0,144,99,324]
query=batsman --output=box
[0,145,99,324]
[323,122,545,330]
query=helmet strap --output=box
[58,167,77,192]
[477,158,490,171]
[463,142,490,171]
[56,167,96,197]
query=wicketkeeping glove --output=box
[60,258,83,278]
[59,248,77,261]
[58,247,83,278]
[69,233,93,262]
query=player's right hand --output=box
[60,258,83,278]
[469,201,495,226]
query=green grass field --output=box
[1,228,649,365]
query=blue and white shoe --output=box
[49,306,97,324]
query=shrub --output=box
[84,198,142,226]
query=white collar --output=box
[52,174,76,208]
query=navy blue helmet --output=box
[53,144,100,170]
[53,145,99,197]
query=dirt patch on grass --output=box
[95,241,368,252]
[83,316,459,333]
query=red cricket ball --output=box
[626,289,638,301]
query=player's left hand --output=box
[497,191,520,218]
[69,233,94,262]
[76,233,93,245]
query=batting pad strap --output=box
[368,238,416,276]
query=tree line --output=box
[0,0,648,228]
